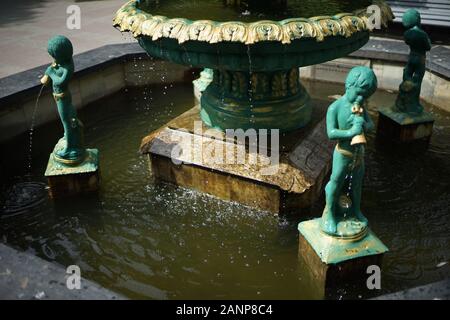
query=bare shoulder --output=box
[327,99,341,114]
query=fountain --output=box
[113,0,394,214]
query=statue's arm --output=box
[326,102,356,140]
[51,68,70,87]
[425,33,432,51]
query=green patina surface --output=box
[200,68,312,131]
[298,218,388,264]
[42,36,86,163]
[42,35,100,176]
[378,10,435,129]
[45,147,99,177]
[394,9,432,115]
[320,66,377,237]
[136,28,369,131]
[299,66,388,265]
[193,68,213,94]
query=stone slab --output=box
[140,101,335,214]
[45,149,99,177]
[298,229,387,299]
[45,149,100,199]
[0,243,124,300]
[298,218,388,265]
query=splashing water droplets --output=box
[247,46,255,124]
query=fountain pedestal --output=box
[114,0,394,214]
[200,68,312,131]
[45,142,100,199]
[298,218,388,296]
[377,107,434,145]
[140,99,334,214]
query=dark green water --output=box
[138,0,373,22]
[1,65,449,299]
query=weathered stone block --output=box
[45,149,100,199]
[298,218,388,299]
[377,107,434,144]
[140,100,335,214]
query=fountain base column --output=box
[44,141,100,199]
[298,218,388,298]
[200,68,311,131]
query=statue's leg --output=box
[412,63,425,96]
[410,57,425,113]
[56,98,79,158]
[411,55,425,86]
[350,159,368,225]
[321,149,348,234]
[403,61,414,82]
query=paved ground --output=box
[0,243,125,299]
[1,0,449,79]
[0,0,134,78]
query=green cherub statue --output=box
[395,9,432,114]
[321,66,377,237]
[40,35,85,164]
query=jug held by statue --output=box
[350,104,367,146]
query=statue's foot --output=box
[55,148,83,161]
[354,211,368,226]
[320,211,337,235]
[55,148,70,159]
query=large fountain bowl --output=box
[114,0,394,131]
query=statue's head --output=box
[47,35,73,64]
[402,9,421,29]
[345,66,377,105]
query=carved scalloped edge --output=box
[113,0,394,45]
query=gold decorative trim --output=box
[336,143,354,158]
[113,0,394,44]
[53,92,66,102]
[53,152,86,166]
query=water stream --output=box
[1,85,48,217]
[27,85,45,173]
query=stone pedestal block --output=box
[377,107,434,145]
[298,218,388,298]
[44,149,100,199]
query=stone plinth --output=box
[140,99,335,214]
[45,149,100,199]
[377,107,434,144]
[298,218,388,298]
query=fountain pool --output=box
[1,78,449,299]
